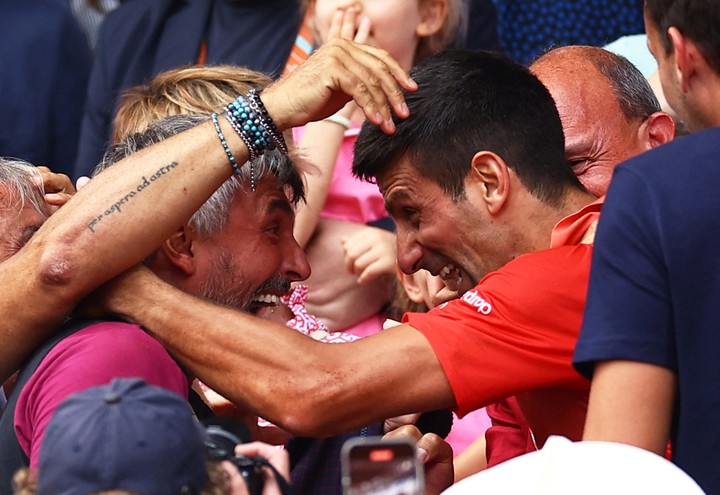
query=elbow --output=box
[265,380,345,437]
[33,236,87,302]
[275,406,328,437]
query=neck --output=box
[508,186,595,253]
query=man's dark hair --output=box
[353,49,580,207]
[645,0,720,73]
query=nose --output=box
[395,228,423,275]
[282,238,311,282]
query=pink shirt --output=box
[14,321,189,466]
[294,125,387,224]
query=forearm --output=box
[293,120,347,247]
[108,272,452,436]
[583,360,676,456]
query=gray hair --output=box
[534,46,661,121]
[95,114,305,238]
[592,52,662,121]
[0,157,49,218]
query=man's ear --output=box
[469,151,510,215]
[638,111,676,150]
[159,225,197,276]
[416,0,447,37]
[668,26,700,93]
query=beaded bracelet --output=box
[210,113,242,176]
[246,89,288,155]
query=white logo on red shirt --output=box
[461,290,493,315]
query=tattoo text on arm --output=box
[87,162,179,233]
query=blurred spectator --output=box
[12,378,210,495]
[0,0,92,177]
[68,0,120,51]
[493,0,644,65]
[74,0,303,179]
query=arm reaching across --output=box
[0,39,415,382]
[92,266,455,437]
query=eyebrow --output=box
[383,190,411,216]
[267,197,294,216]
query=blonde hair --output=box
[416,0,466,63]
[112,65,273,143]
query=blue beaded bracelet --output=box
[225,95,274,157]
[211,113,242,177]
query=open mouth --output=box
[438,263,463,293]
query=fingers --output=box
[36,166,75,195]
[383,424,423,442]
[331,42,414,131]
[342,228,396,283]
[234,442,290,477]
[76,176,91,190]
[44,192,74,207]
[327,8,371,44]
[262,38,414,134]
[355,15,371,44]
[384,413,421,434]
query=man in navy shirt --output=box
[574,1,720,492]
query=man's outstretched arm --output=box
[100,267,456,437]
[0,39,416,382]
[583,360,676,456]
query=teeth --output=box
[438,264,462,292]
[253,294,279,304]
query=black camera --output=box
[203,418,264,495]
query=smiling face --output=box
[191,176,310,315]
[379,156,513,296]
[311,0,440,70]
[533,58,649,198]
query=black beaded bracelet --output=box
[246,89,288,155]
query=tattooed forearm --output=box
[87,162,179,232]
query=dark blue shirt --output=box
[0,0,92,176]
[575,128,720,493]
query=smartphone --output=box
[341,436,424,495]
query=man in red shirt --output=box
[98,50,598,447]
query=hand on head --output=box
[261,39,416,134]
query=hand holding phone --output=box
[341,436,424,495]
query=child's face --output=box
[312,0,437,70]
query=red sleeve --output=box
[404,245,592,416]
[15,322,189,467]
